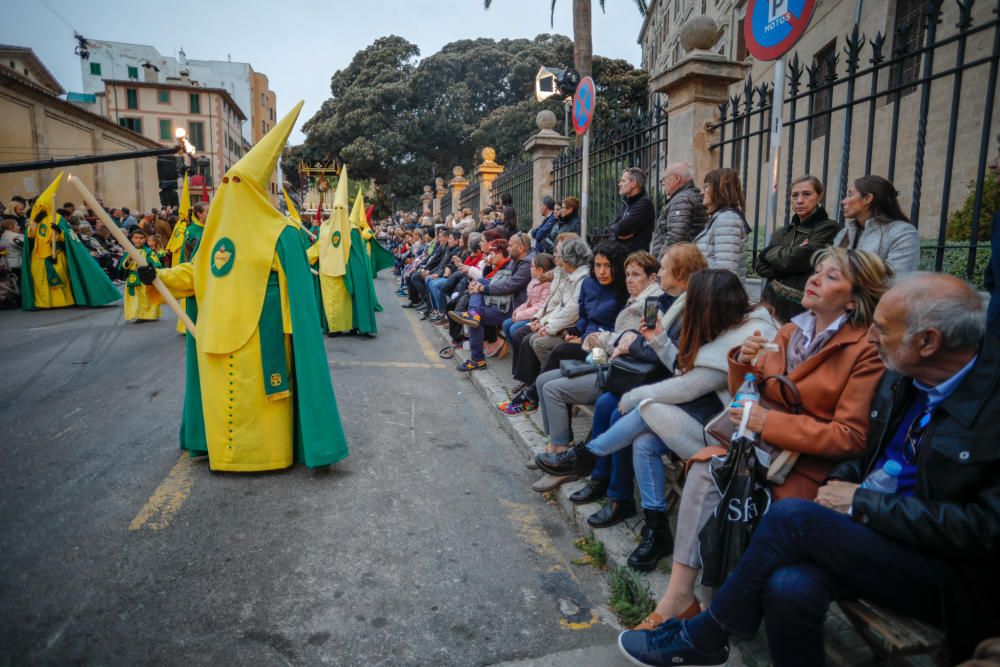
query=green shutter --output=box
[90,62,101,75]
[159,119,171,141]
[157,90,169,104]
[189,93,200,113]
[126,89,138,109]
[127,66,138,79]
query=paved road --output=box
[0,277,628,666]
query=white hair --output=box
[894,272,985,350]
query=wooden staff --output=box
[67,174,197,338]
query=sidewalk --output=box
[410,295,920,667]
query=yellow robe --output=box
[157,255,295,472]
[27,223,74,308]
[306,242,352,332]
[121,251,162,322]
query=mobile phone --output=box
[643,296,659,329]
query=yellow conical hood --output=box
[166,173,191,254]
[231,100,303,192]
[318,167,350,277]
[30,171,64,257]
[349,187,365,230]
[282,188,302,223]
[192,102,304,355]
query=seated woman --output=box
[632,247,891,631]
[536,269,779,572]
[547,244,709,513]
[757,175,840,322]
[503,240,626,414]
[836,174,920,274]
[501,253,555,340]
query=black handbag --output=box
[559,359,598,378]
[600,355,669,395]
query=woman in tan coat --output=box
[635,247,892,630]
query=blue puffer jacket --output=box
[575,277,623,338]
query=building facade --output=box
[0,48,160,212]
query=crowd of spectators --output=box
[379,163,999,666]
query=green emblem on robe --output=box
[331,230,342,248]
[38,223,48,238]
[210,237,236,277]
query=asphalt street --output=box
[0,276,626,666]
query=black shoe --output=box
[587,499,637,528]
[535,442,597,477]
[401,302,420,309]
[627,509,674,572]
[570,478,609,504]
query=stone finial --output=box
[481,147,497,164]
[435,177,444,187]
[423,185,432,194]
[536,110,557,131]
[453,165,465,177]
[680,15,720,53]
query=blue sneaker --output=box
[618,620,729,666]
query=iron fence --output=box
[552,103,669,243]
[441,191,452,219]
[491,158,534,231]
[710,0,999,284]
[460,181,480,217]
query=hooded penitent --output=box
[154,100,348,471]
[21,172,120,310]
[306,169,353,333]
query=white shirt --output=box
[790,311,850,347]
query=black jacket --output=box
[829,335,1000,662]
[609,190,655,252]
[426,245,462,276]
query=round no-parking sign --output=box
[572,76,596,136]
[744,0,817,61]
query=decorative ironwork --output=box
[491,158,533,231]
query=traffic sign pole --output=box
[764,58,785,244]
[572,76,597,245]
[581,130,590,242]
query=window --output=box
[90,62,102,76]
[891,0,925,97]
[119,117,142,134]
[736,17,749,61]
[189,93,201,114]
[159,119,172,141]
[260,92,265,107]
[261,120,266,134]
[127,66,138,79]
[811,41,837,140]
[126,88,138,109]
[189,121,205,151]
[157,89,170,104]
[196,156,212,186]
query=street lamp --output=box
[535,66,580,136]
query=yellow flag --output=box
[282,188,302,223]
[318,167,350,278]
[166,173,190,255]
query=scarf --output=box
[785,315,848,372]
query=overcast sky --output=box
[2,0,645,144]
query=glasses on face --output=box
[903,408,933,464]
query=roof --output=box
[101,78,247,120]
[0,44,65,95]
[0,68,161,149]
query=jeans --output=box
[588,392,635,502]
[467,293,511,361]
[503,318,530,342]
[707,498,942,667]
[427,277,449,311]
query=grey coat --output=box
[650,183,709,260]
[833,218,920,274]
[693,208,750,279]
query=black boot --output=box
[535,441,597,477]
[587,498,637,528]
[627,509,674,572]
[569,477,609,504]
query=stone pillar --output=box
[420,185,433,215]
[432,177,446,219]
[649,16,747,183]
[523,110,570,229]
[448,166,468,215]
[475,147,504,213]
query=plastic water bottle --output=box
[860,460,902,494]
[732,373,760,408]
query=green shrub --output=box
[608,565,656,628]
[946,172,1000,243]
[919,241,992,288]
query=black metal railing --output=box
[552,103,669,242]
[441,191,452,219]
[460,181,480,217]
[491,158,534,231]
[710,0,999,284]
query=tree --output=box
[484,0,648,78]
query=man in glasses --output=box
[617,272,1000,667]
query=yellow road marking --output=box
[400,306,446,364]
[129,454,194,531]
[559,611,599,630]
[328,359,444,369]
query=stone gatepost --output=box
[420,185,433,215]
[433,177,446,218]
[448,166,468,215]
[523,110,570,229]
[649,16,747,183]
[475,147,504,213]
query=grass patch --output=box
[572,536,608,570]
[608,565,656,628]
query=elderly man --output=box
[618,272,1000,667]
[650,163,708,260]
[609,167,655,252]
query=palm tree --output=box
[484,0,647,78]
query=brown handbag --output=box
[704,374,804,484]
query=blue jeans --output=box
[467,293,511,362]
[503,318,530,342]
[706,498,941,667]
[588,392,636,503]
[427,277,449,311]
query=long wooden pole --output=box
[67,174,197,337]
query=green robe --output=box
[180,226,348,467]
[368,238,395,313]
[179,223,207,458]
[21,217,120,310]
[345,227,378,335]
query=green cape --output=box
[345,228,378,335]
[21,217,121,310]
[179,223,207,458]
